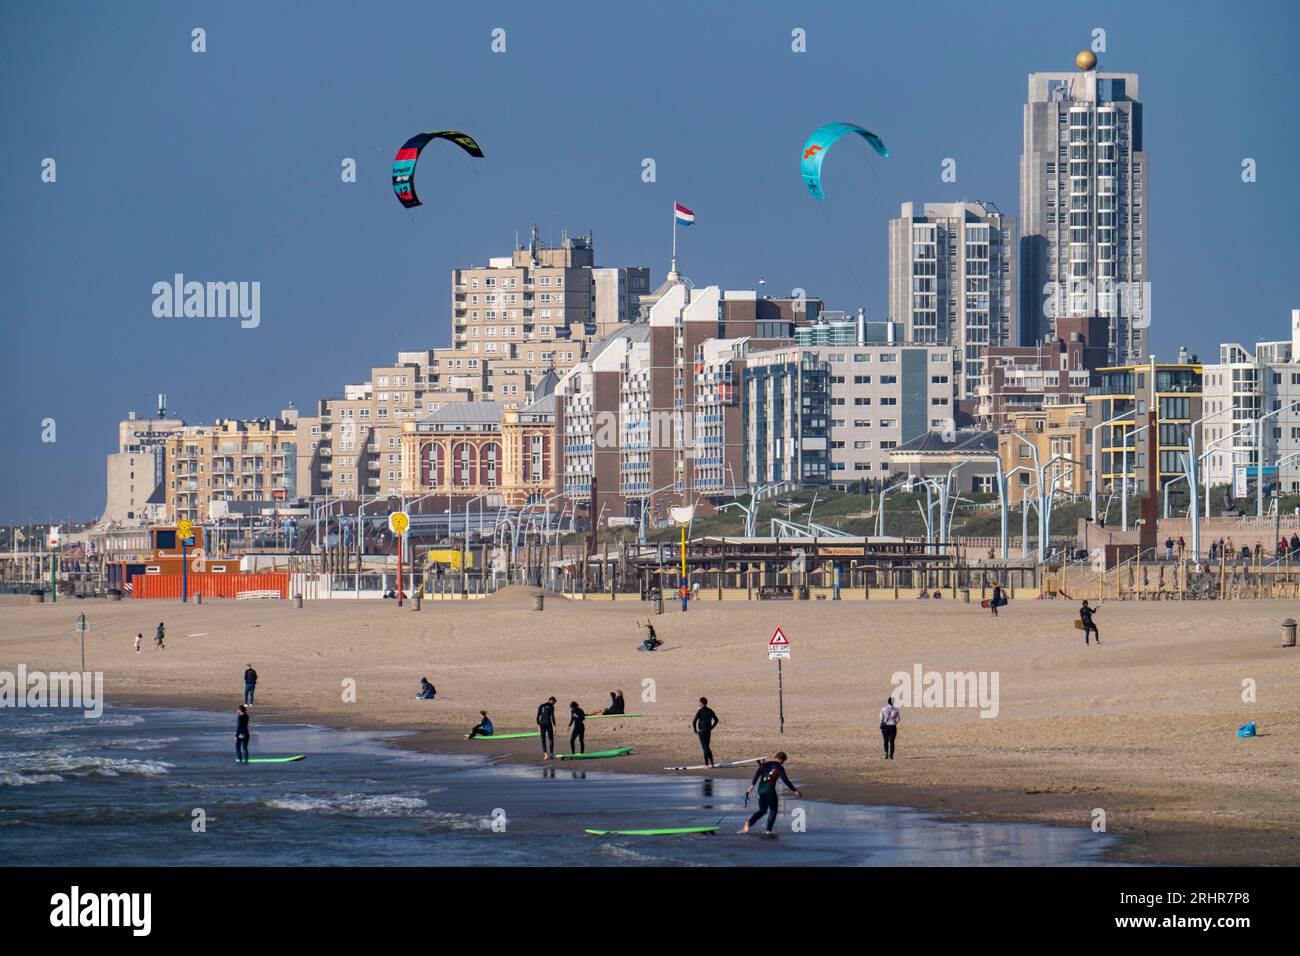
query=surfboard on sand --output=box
[463,731,540,739]
[587,713,643,720]
[663,756,765,771]
[585,826,717,836]
[555,747,632,760]
[237,755,306,763]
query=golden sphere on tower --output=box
[1076,50,1097,71]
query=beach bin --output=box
[195,593,202,605]
[533,592,544,612]
[410,595,421,611]
[1284,618,1297,648]
[29,590,44,605]
[653,594,664,615]
[292,594,303,609]
[960,588,970,604]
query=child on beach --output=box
[134,633,142,653]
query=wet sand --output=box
[4,589,1298,864]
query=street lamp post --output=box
[1256,400,1300,517]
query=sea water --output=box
[0,706,1114,866]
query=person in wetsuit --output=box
[568,701,586,755]
[417,678,437,699]
[740,752,800,834]
[639,621,662,652]
[692,696,719,767]
[235,704,250,763]
[598,690,625,716]
[1079,600,1100,645]
[537,696,557,759]
[468,710,493,738]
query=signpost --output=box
[768,626,790,733]
[177,520,194,603]
[389,512,410,603]
[49,525,60,604]
[75,612,88,672]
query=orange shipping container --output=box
[131,572,289,600]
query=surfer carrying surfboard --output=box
[740,753,801,835]
[1079,601,1100,645]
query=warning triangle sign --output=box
[769,627,789,646]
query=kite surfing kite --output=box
[800,122,890,200]
[392,131,484,209]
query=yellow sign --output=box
[426,549,470,570]
[177,520,193,540]
[388,512,410,536]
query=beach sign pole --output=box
[769,626,790,733]
[389,511,410,604]
[177,520,193,603]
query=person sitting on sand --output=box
[638,621,662,652]
[599,690,626,715]
[417,678,437,700]
[468,711,493,738]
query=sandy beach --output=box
[4,589,1298,864]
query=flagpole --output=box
[671,203,677,274]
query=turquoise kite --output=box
[800,123,890,200]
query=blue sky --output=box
[2,0,1297,522]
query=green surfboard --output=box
[236,755,306,763]
[463,731,540,740]
[585,826,718,836]
[555,747,632,760]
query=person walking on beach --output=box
[243,664,258,706]
[879,697,901,759]
[537,696,557,760]
[568,701,586,755]
[989,583,1005,617]
[468,710,494,739]
[235,704,250,763]
[692,697,720,767]
[739,753,801,835]
[1079,600,1100,645]
[134,633,142,654]
[154,622,165,649]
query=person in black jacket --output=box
[1080,600,1100,645]
[243,665,258,706]
[596,690,625,715]
[568,701,586,755]
[691,697,719,767]
[537,697,557,760]
[740,753,801,834]
[235,705,250,763]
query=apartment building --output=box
[998,404,1089,495]
[1201,309,1300,495]
[743,342,956,489]
[976,314,1108,428]
[1084,361,1202,494]
[889,201,1017,400]
[163,415,300,524]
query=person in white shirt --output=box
[879,697,901,759]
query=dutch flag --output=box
[674,202,695,226]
